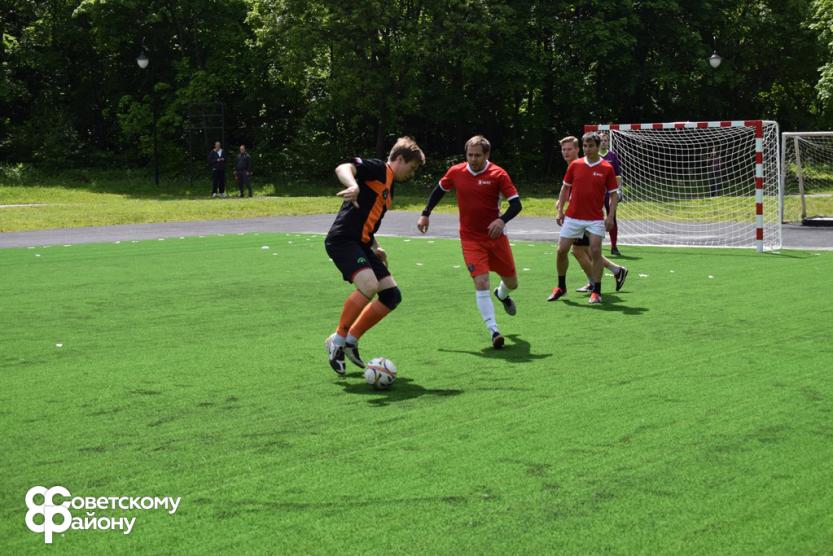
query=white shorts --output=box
[559,216,605,239]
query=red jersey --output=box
[563,157,618,220]
[439,161,519,241]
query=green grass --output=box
[2,234,832,553]
[3,165,833,231]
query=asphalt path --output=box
[2,211,832,250]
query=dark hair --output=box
[582,132,601,147]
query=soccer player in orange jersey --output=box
[555,136,628,296]
[417,135,522,349]
[324,137,425,375]
[549,132,618,304]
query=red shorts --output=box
[461,235,516,278]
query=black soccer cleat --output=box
[610,247,621,256]
[491,331,505,350]
[615,266,629,292]
[576,283,594,293]
[493,288,517,316]
[324,334,346,376]
[344,342,365,368]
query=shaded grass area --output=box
[1,234,832,553]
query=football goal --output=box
[584,120,781,251]
[781,132,833,226]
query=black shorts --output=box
[573,233,590,247]
[325,237,390,283]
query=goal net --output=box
[781,132,833,226]
[584,120,781,251]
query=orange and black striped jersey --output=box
[326,158,394,246]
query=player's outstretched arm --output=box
[335,163,360,208]
[417,184,447,233]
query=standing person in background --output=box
[549,132,618,304]
[599,132,623,255]
[556,136,628,296]
[208,141,227,198]
[235,144,253,198]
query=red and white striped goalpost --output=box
[585,120,770,252]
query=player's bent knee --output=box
[378,287,402,310]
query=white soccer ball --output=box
[364,357,398,389]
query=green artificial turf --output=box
[1,234,832,554]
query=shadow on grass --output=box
[438,334,552,363]
[561,295,649,315]
[337,375,463,406]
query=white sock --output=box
[496,280,511,300]
[345,333,358,345]
[606,260,619,273]
[475,289,498,333]
[333,334,346,347]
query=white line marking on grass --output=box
[261,246,270,250]
[35,254,41,257]
[56,343,63,348]
[523,268,531,271]
[63,244,71,247]
[708,275,715,279]
[453,265,461,269]
[131,240,139,243]
[404,239,411,242]
[639,273,648,278]
[427,240,435,244]
[157,238,165,241]
[416,262,423,266]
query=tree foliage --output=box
[1,0,830,177]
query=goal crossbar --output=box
[584,120,780,252]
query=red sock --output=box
[348,300,391,340]
[337,290,371,337]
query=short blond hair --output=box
[559,136,579,147]
[464,135,491,155]
[388,136,425,165]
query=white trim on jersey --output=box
[438,180,452,192]
[583,156,604,167]
[466,160,491,176]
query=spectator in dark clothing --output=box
[208,141,226,198]
[235,144,253,198]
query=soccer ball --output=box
[364,357,397,389]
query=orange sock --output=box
[348,300,391,340]
[337,290,371,337]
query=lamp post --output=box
[136,45,159,185]
[709,35,722,69]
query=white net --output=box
[590,121,781,251]
[782,132,833,223]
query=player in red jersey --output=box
[556,136,628,295]
[549,132,618,304]
[324,137,425,375]
[417,135,522,349]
